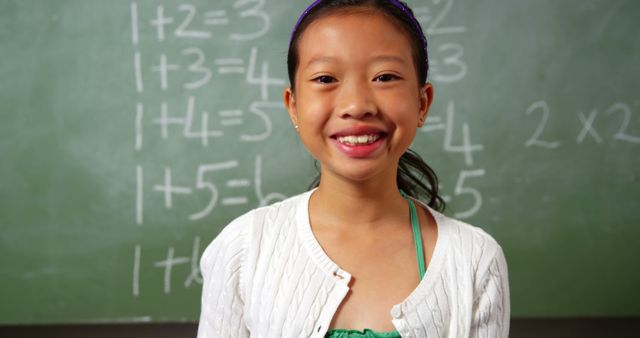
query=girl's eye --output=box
[313,75,336,84]
[374,74,399,82]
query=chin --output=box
[325,161,392,184]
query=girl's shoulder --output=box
[201,190,311,259]
[199,191,311,288]
[208,190,310,235]
[247,190,312,227]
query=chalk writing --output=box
[154,167,192,209]
[190,161,239,221]
[415,0,467,83]
[607,103,640,144]
[215,58,245,74]
[442,101,483,166]
[184,236,203,287]
[135,47,283,94]
[137,97,279,147]
[452,169,486,219]
[577,110,603,144]
[136,2,273,42]
[151,54,180,90]
[230,0,271,41]
[134,52,143,93]
[204,10,230,26]
[133,237,203,296]
[525,101,640,148]
[524,101,562,149]
[134,156,286,225]
[421,100,486,219]
[246,47,286,100]
[130,2,140,45]
[417,0,466,36]
[132,244,141,296]
[183,96,224,146]
[430,43,467,83]
[175,4,213,39]
[182,48,212,89]
[136,166,143,225]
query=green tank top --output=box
[325,193,425,338]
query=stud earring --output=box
[294,125,299,129]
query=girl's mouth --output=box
[335,134,381,146]
[330,132,387,158]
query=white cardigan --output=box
[197,190,510,338]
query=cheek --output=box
[380,91,420,147]
[297,104,326,130]
[297,95,332,128]
[294,98,330,149]
[380,91,419,124]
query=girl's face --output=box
[284,9,433,184]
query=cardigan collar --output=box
[294,189,451,315]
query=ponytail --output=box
[397,149,445,211]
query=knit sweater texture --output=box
[197,190,510,338]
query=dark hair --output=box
[287,0,446,211]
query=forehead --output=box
[297,9,415,68]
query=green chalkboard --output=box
[1,0,639,324]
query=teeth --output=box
[336,134,380,145]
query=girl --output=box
[198,1,510,337]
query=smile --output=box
[330,133,386,158]
[336,134,381,146]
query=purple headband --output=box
[289,0,429,70]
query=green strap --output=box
[401,192,426,280]
[325,194,423,337]
[325,328,401,337]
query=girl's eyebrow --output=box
[304,55,407,69]
[370,55,407,65]
[304,56,338,69]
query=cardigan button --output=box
[390,307,402,318]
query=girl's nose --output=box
[336,79,377,119]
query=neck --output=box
[309,167,408,231]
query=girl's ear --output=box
[283,87,299,130]
[418,83,434,128]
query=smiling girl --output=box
[197,1,510,337]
